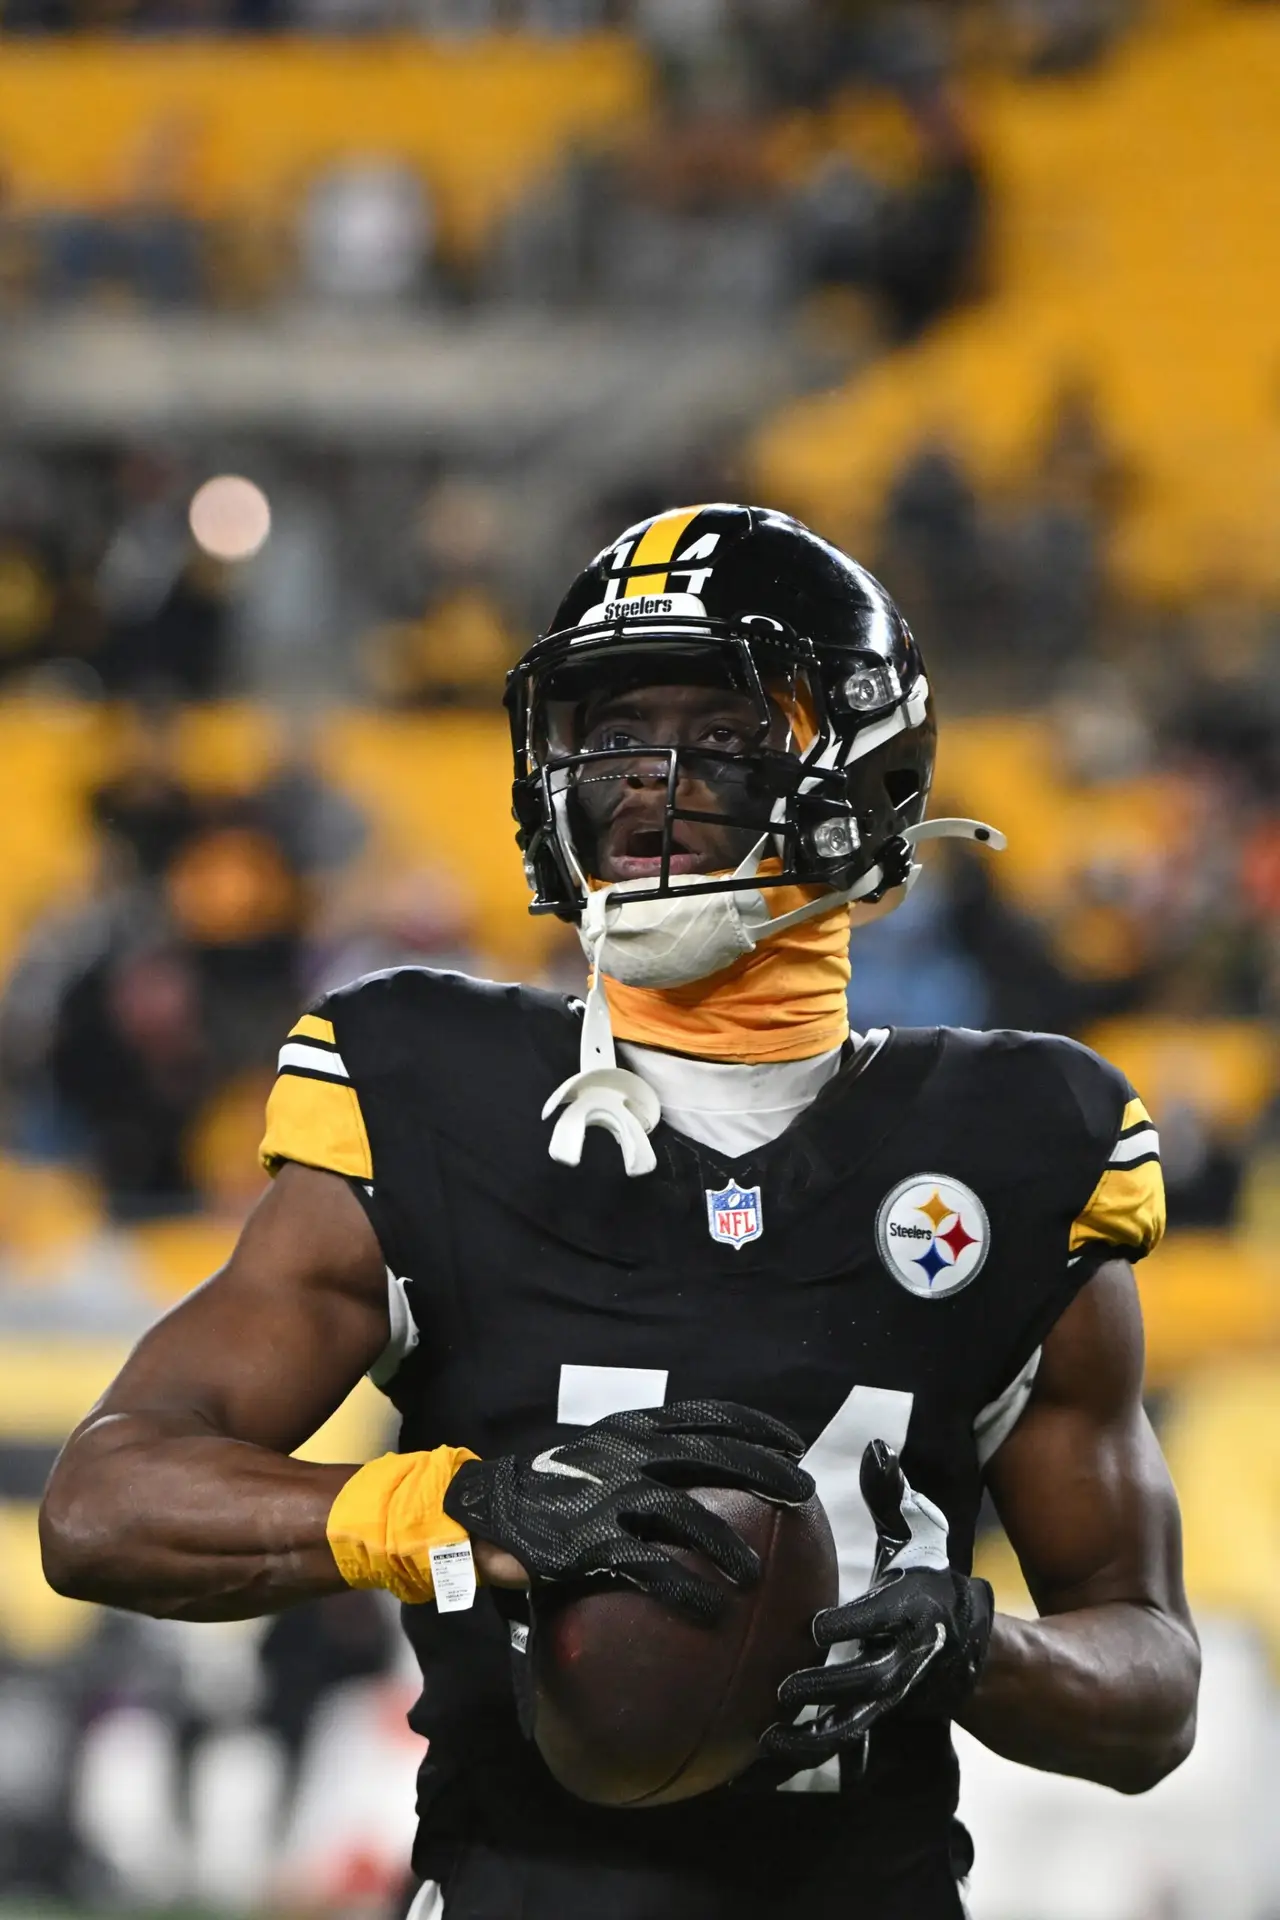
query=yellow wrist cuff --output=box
[326,1447,479,1605]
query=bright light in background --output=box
[189,474,271,561]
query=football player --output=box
[42,506,1198,1920]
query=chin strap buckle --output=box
[906,818,1007,852]
[854,817,1007,909]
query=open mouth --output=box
[607,825,703,880]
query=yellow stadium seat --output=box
[318,710,555,973]
[1162,1357,1280,1665]
[130,1216,242,1303]
[1136,1231,1280,1389]
[295,1377,396,1468]
[1083,1020,1279,1136]
[0,1156,104,1277]
[0,697,560,1002]
[0,701,114,984]
[0,38,651,262]
[0,1506,96,1660]
[977,1337,1280,1641]
[936,716,1188,922]
[173,702,282,794]
[753,9,1280,598]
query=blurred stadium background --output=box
[0,0,1276,1915]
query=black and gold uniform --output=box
[260,966,1163,1919]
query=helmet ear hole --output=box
[883,769,921,811]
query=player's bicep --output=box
[85,1162,391,1457]
[984,1260,1188,1622]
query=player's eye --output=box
[700,721,749,750]
[589,726,644,753]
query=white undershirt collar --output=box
[617,1042,849,1157]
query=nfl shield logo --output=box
[706,1180,764,1250]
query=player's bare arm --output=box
[766,1260,1197,1795]
[960,1256,1199,1792]
[41,1165,526,1616]
[40,1163,400,1617]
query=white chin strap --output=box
[541,817,1006,1176]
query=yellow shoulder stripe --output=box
[289,1013,337,1045]
[1121,1095,1152,1131]
[621,507,703,598]
[259,1071,372,1181]
[1070,1158,1166,1257]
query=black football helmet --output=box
[507,503,938,919]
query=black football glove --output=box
[443,1399,815,1624]
[762,1439,992,1766]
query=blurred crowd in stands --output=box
[0,0,1130,71]
[0,0,1098,327]
[0,692,501,1220]
[0,1585,408,1905]
[0,447,517,706]
[0,420,1278,1245]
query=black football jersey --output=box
[260,969,1164,1883]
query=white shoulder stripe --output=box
[278,1041,350,1081]
[974,1347,1041,1467]
[1109,1125,1160,1166]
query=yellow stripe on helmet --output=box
[619,507,704,600]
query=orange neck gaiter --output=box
[601,885,852,1064]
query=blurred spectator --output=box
[999,0,1129,75]
[50,940,211,1220]
[255,745,370,879]
[39,116,204,309]
[308,864,483,996]
[792,81,986,340]
[848,844,1143,1040]
[486,145,615,305]
[94,451,230,703]
[1167,665,1280,809]
[296,161,433,308]
[869,85,985,340]
[999,380,1122,668]
[230,472,348,704]
[1156,1099,1244,1230]
[725,0,861,112]
[878,441,999,668]
[605,109,791,313]
[364,585,515,706]
[0,457,82,689]
[493,109,791,315]
[0,537,60,686]
[948,848,1145,1034]
[363,474,516,704]
[416,475,504,584]
[165,814,306,1070]
[258,1592,396,1817]
[90,716,203,882]
[878,386,1121,689]
[0,850,161,1158]
[847,870,988,1032]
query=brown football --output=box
[529,1487,836,1807]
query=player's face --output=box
[575,682,784,882]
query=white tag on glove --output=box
[429,1540,478,1613]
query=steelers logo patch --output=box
[875,1174,989,1299]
